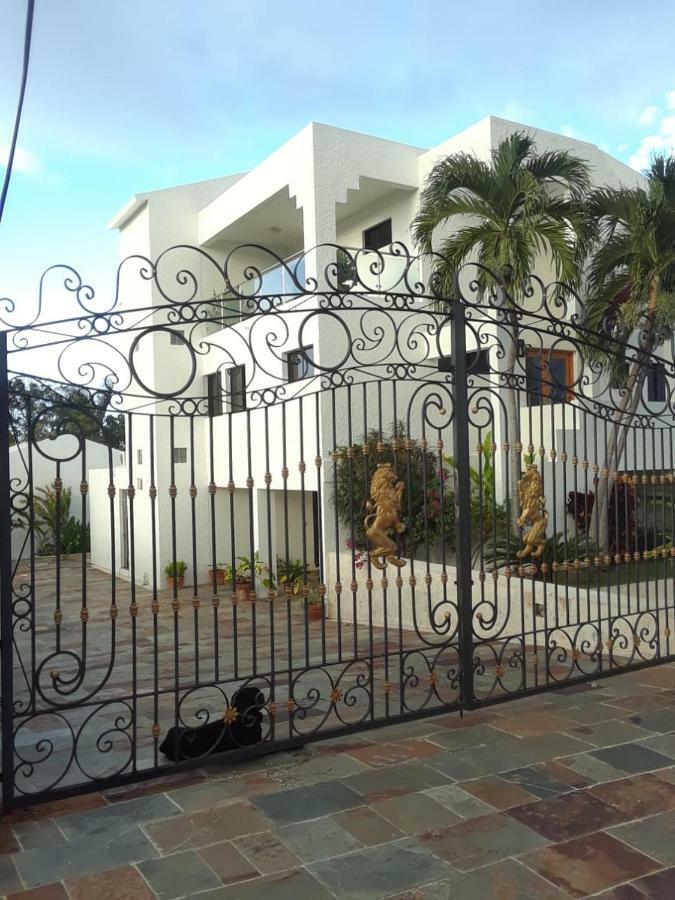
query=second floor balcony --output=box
[203,247,422,332]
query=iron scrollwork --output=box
[1,242,674,809]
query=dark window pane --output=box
[526,349,573,406]
[207,371,223,417]
[548,357,568,403]
[526,355,545,406]
[467,348,490,374]
[437,349,489,374]
[227,365,246,412]
[363,219,392,251]
[286,345,315,382]
[647,364,666,402]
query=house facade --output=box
[88,116,651,606]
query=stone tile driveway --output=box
[1,662,675,899]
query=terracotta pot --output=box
[167,575,184,590]
[235,579,252,601]
[209,567,226,586]
[307,603,323,621]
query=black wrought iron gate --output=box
[1,245,674,809]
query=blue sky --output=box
[1,0,675,310]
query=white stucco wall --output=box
[331,548,671,664]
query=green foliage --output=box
[30,483,89,556]
[445,431,507,550]
[165,560,187,577]
[9,379,125,449]
[336,249,358,290]
[222,551,267,584]
[306,588,322,606]
[331,423,454,559]
[413,132,590,302]
[277,558,309,595]
[583,154,675,379]
[412,135,590,534]
[479,531,598,577]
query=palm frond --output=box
[525,149,591,195]
[415,132,590,298]
[413,154,493,253]
[491,132,536,180]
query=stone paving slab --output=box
[450,857,571,899]
[522,831,660,897]
[0,661,674,898]
[277,817,362,863]
[308,839,452,899]
[608,810,675,866]
[417,810,550,871]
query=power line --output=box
[0,0,36,228]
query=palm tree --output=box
[584,155,675,551]
[413,132,590,526]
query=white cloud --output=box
[629,92,675,171]
[0,142,42,175]
[638,105,658,126]
[560,124,577,138]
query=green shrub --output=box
[331,423,454,559]
[30,483,89,556]
[164,560,187,577]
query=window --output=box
[285,346,315,383]
[438,349,490,374]
[226,365,246,412]
[173,447,187,464]
[169,330,184,346]
[647,363,667,403]
[207,371,223,417]
[526,349,574,406]
[363,218,392,251]
[136,449,143,465]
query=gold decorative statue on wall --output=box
[364,463,406,570]
[516,464,548,560]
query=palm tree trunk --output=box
[596,277,659,552]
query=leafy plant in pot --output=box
[165,560,187,590]
[223,552,268,601]
[306,589,323,622]
[208,562,227,587]
[277,557,309,596]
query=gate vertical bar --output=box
[451,300,475,709]
[0,330,14,810]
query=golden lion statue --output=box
[364,463,406,570]
[516,464,548,560]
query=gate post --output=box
[450,301,475,709]
[0,330,14,809]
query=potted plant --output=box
[165,560,187,590]
[306,589,323,622]
[224,551,268,601]
[277,557,309,596]
[208,562,227,586]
